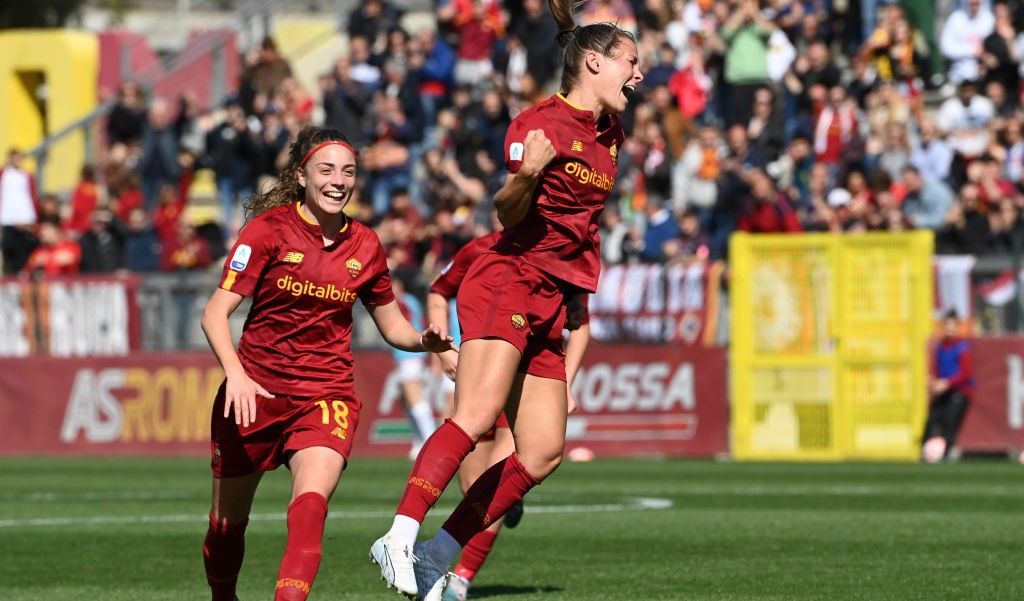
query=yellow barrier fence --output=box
[730,232,934,461]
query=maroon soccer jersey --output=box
[496,94,625,293]
[218,203,394,400]
[430,231,502,298]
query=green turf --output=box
[1,457,1020,600]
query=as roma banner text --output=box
[0,345,728,458]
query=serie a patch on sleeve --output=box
[230,244,252,271]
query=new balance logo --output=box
[331,427,347,440]
[283,251,304,264]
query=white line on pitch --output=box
[0,497,673,528]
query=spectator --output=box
[122,208,161,272]
[78,209,125,273]
[599,206,629,265]
[106,81,147,147]
[640,200,681,263]
[160,217,211,273]
[239,37,293,115]
[65,164,100,237]
[813,86,859,167]
[738,169,803,233]
[675,124,724,216]
[899,166,955,230]
[910,119,954,183]
[137,98,182,212]
[205,100,259,236]
[982,3,1020,102]
[0,149,39,275]
[664,208,711,264]
[922,310,972,463]
[441,0,506,86]
[580,0,637,33]
[719,0,774,125]
[747,87,784,159]
[347,0,404,48]
[940,0,994,85]
[22,219,80,276]
[508,0,559,88]
[936,184,992,255]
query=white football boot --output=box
[370,535,418,597]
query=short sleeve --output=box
[218,218,276,297]
[504,117,532,174]
[359,236,396,307]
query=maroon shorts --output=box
[210,381,360,478]
[457,252,568,381]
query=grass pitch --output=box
[0,457,1020,601]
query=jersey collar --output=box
[294,202,351,246]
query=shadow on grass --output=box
[470,584,564,598]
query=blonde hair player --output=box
[369,1,643,598]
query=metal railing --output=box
[27,0,289,193]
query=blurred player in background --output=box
[200,125,452,601]
[391,275,439,460]
[371,0,642,597]
[922,310,973,463]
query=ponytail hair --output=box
[547,0,635,94]
[244,125,352,219]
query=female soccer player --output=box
[200,125,452,601]
[427,231,590,601]
[370,1,642,598]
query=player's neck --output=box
[299,202,345,245]
[560,89,602,122]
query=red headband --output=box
[299,140,359,168]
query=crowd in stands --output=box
[3,0,1024,285]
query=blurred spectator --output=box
[322,55,376,147]
[106,81,147,148]
[65,164,100,237]
[664,208,711,264]
[206,100,259,236]
[899,165,955,230]
[22,219,80,276]
[940,0,994,85]
[508,0,559,88]
[137,98,182,211]
[910,119,954,183]
[239,37,294,115]
[0,149,39,275]
[122,208,161,272]
[440,0,506,86]
[580,0,637,34]
[675,124,724,215]
[160,217,211,272]
[600,206,629,265]
[982,3,1020,101]
[410,28,456,130]
[936,183,992,255]
[78,209,125,273]
[720,0,773,125]
[640,200,681,263]
[738,169,803,233]
[747,87,784,158]
[347,0,404,47]
[813,86,859,167]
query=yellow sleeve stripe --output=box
[222,270,238,291]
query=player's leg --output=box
[372,338,521,596]
[416,374,567,601]
[941,391,970,460]
[446,426,516,601]
[272,445,345,601]
[399,358,437,457]
[205,472,263,601]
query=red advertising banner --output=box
[589,262,725,346]
[0,275,141,357]
[957,337,1024,452]
[0,345,729,458]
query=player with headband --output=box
[200,125,453,601]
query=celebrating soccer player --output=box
[200,125,453,601]
[426,230,590,601]
[370,1,643,598]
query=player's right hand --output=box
[439,349,459,381]
[224,373,276,427]
[519,129,555,178]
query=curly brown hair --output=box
[244,125,353,219]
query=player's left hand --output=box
[421,324,457,354]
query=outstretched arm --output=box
[369,299,454,353]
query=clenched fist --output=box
[519,129,556,178]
